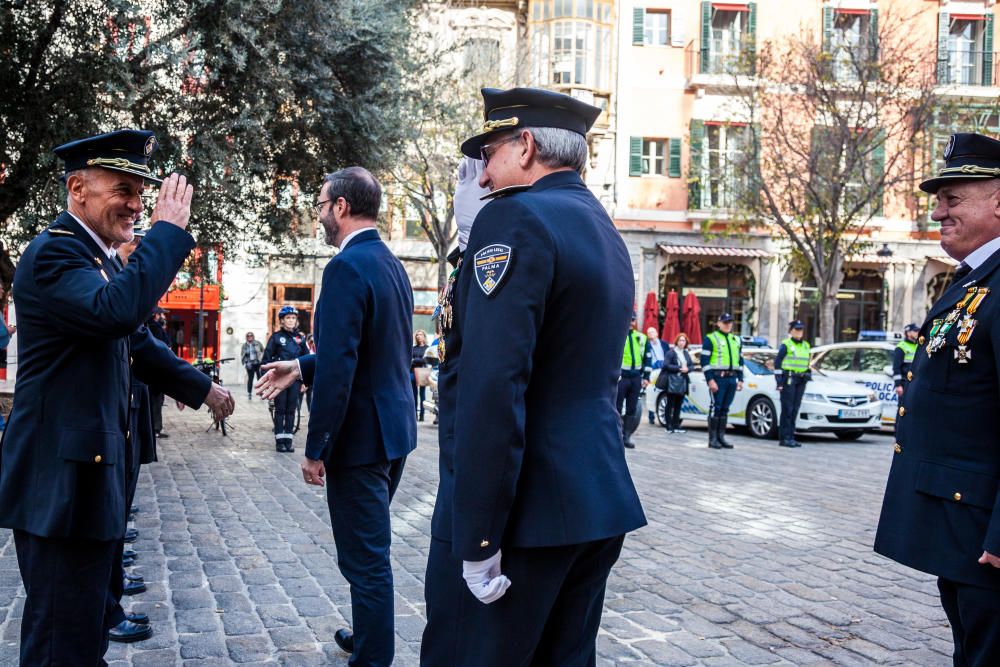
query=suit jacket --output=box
[439,170,647,561]
[875,246,1000,589]
[0,213,207,541]
[298,229,416,467]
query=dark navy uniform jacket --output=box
[0,213,208,542]
[297,229,416,467]
[875,246,1000,590]
[435,170,647,562]
[263,328,308,364]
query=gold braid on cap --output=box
[481,117,519,133]
[86,157,152,174]
[939,164,1000,177]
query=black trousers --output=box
[938,577,1000,666]
[245,363,260,395]
[150,391,163,434]
[616,374,642,417]
[778,376,807,443]
[421,534,625,667]
[665,393,685,429]
[328,457,406,667]
[411,375,426,420]
[15,530,119,666]
[272,380,301,443]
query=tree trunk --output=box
[437,245,450,294]
[820,294,838,345]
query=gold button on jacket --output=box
[894,444,902,454]
[898,407,906,417]
[954,492,962,502]
[907,371,913,381]
[94,455,102,463]
[480,540,489,548]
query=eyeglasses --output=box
[313,199,331,211]
[480,135,521,166]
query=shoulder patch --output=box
[479,183,533,201]
[473,244,513,297]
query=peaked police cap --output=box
[53,129,162,184]
[920,132,1000,193]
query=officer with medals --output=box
[892,323,919,399]
[773,320,811,448]
[700,313,744,449]
[0,130,234,664]
[875,133,1000,665]
[420,87,646,666]
[263,306,309,452]
[618,314,652,449]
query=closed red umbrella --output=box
[682,292,703,345]
[641,291,658,334]
[661,290,680,344]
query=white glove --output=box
[462,549,512,604]
[454,157,491,251]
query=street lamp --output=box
[876,243,893,258]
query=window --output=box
[858,348,893,374]
[814,348,856,372]
[644,11,669,46]
[463,38,500,79]
[691,123,750,209]
[699,3,756,75]
[529,0,614,91]
[823,8,877,82]
[810,126,885,218]
[630,137,681,177]
[938,14,995,86]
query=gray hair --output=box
[63,168,90,206]
[523,127,588,174]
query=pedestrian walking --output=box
[662,333,693,433]
[411,329,429,422]
[701,313,743,449]
[644,326,667,424]
[618,314,651,449]
[256,167,416,666]
[263,307,309,452]
[241,331,265,400]
[420,86,646,667]
[875,133,1000,666]
[774,320,811,448]
[0,130,233,665]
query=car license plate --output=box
[839,408,869,418]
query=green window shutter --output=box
[633,7,645,46]
[689,121,704,209]
[872,129,886,216]
[629,137,643,177]
[937,12,950,84]
[748,124,762,208]
[668,138,682,177]
[868,9,879,61]
[700,1,711,74]
[822,6,834,52]
[983,14,994,86]
[746,2,757,75]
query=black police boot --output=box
[622,415,637,449]
[717,416,734,448]
[334,628,354,654]
[707,416,722,449]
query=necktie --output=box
[952,262,971,285]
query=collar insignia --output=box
[480,184,533,201]
[473,244,513,297]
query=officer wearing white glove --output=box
[462,550,511,604]
[453,157,491,251]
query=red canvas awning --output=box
[713,3,749,11]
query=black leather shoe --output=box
[334,628,354,654]
[780,440,796,447]
[126,612,149,625]
[623,441,635,449]
[108,620,152,643]
[124,528,138,543]
[123,578,147,596]
[123,549,137,560]
[130,505,139,514]
[285,445,295,453]
[125,573,144,583]
[156,431,169,439]
[122,556,135,568]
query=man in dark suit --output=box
[257,166,416,667]
[0,130,234,664]
[875,133,1000,666]
[420,87,647,666]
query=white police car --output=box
[810,341,899,427]
[656,348,882,440]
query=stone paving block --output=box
[630,639,699,666]
[179,631,228,659]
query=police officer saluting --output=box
[701,313,743,449]
[263,306,309,452]
[875,133,1000,665]
[893,323,919,400]
[774,320,811,448]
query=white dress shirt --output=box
[66,211,116,259]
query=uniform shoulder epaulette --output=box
[47,229,75,236]
[479,183,533,201]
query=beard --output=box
[320,212,339,246]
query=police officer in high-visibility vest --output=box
[774,320,811,448]
[893,323,919,400]
[700,312,743,449]
[617,313,652,449]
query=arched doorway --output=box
[659,261,756,337]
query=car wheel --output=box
[746,396,777,439]
[656,393,669,426]
[834,430,865,441]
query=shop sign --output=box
[685,287,728,299]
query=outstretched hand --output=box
[255,360,301,400]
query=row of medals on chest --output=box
[927,286,990,364]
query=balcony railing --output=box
[938,50,999,86]
[685,41,754,82]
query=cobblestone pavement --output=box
[0,398,953,666]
